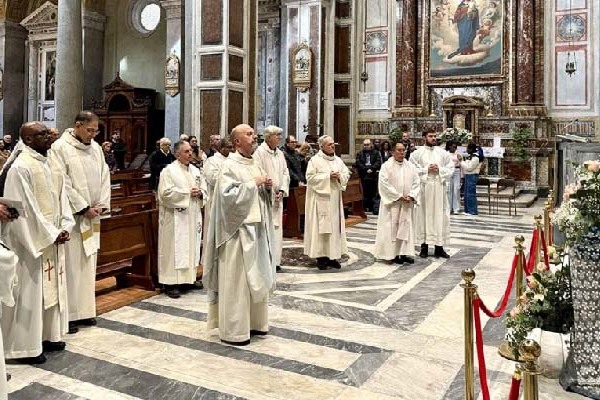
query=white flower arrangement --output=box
[438,127,473,144]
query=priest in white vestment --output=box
[303,135,350,270]
[201,137,233,265]
[410,130,454,259]
[49,111,110,332]
[157,141,207,299]
[374,143,420,264]
[0,122,74,364]
[203,124,275,346]
[0,203,18,400]
[253,126,290,273]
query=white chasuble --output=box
[0,239,17,400]
[202,152,275,342]
[1,145,74,359]
[303,151,350,259]
[50,128,110,321]
[253,143,290,267]
[409,146,455,246]
[157,161,207,285]
[201,152,228,263]
[374,159,420,259]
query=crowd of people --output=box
[0,114,484,397]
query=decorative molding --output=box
[160,0,182,19]
[82,10,106,32]
[20,1,57,34]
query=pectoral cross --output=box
[44,259,54,281]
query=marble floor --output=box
[6,204,588,400]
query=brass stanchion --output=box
[518,339,542,400]
[534,215,543,267]
[461,269,477,400]
[498,236,525,361]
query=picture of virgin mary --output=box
[429,0,503,78]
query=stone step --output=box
[465,192,538,210]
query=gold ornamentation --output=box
[165,54,180,97]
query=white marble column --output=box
[26,40,39,121]
[0,21,28,136]
[83,10,106,108]
[161,0,183,142]
[55,0,83,132]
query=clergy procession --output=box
[0,111,482,398]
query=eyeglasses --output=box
[86,128,99,134]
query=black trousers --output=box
[361,178,379,212]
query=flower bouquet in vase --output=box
[438,127,472,145]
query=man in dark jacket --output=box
[355,139,382,213]
[148,137,175,191]
[282,135,306,188]
[111,129,127,170]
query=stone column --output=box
[26,39,39,122]
[511,0,545,115]
[257,6,281,133]
[186,0,256,147]
[82,10,106,108]
[55,0,83,132]
[161,0,183,141]
[0,21,28,136]
[395,0,419,113]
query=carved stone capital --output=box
[160,0,182,19]
[83,10,107,32]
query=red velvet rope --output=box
[473,298,491,400]
[508,375,522,400]
[525,229,538,275]
[477,253,519,318]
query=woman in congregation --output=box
[460,142,482,215]
[380,140,393,163]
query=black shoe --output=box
[42,341,66,352]
[193,280,204,290]
[393,256,404,265]
[166,287,181,299]
[434,246,450,259]
[400,255,415,264]
[328,259,342,269]
[221,339,250,346]
[419,243,429,258]
[6,373,10,382]
[15,354,46,365]
[316,257,329,270]
[250,330,268,336]
[79,318,97,326]
[68,322,79,334]
[276,265,282,273]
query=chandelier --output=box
[565,0,577,76]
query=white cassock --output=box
[303,150,350,259]
[374,159,421,259]
[253,143,290,267]
[0,239,17,400]
[50,128,110,321]
[201,151,228,264]
[1,145,74,359]
[203,151,275,342]
[157,160,207,285]
[410,146,454,246]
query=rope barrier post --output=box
[514,235,525,301]
[518,339,542,400]
[461,269,477,400]
[534,215,543,267]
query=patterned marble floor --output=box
[7,204,587,400]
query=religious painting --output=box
[44,51,56,101]
[292,43,312,92]
[429,0,503,78]
[165,54,180,97]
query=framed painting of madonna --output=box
[429,0,504,78]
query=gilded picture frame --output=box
[293,43,312,92]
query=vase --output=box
[560,226,600,398]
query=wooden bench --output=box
[282,178,366,238]
[111,174,152,198]
[111,193,156,215]
[96,210,157,290]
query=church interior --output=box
[1,0,599,399]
